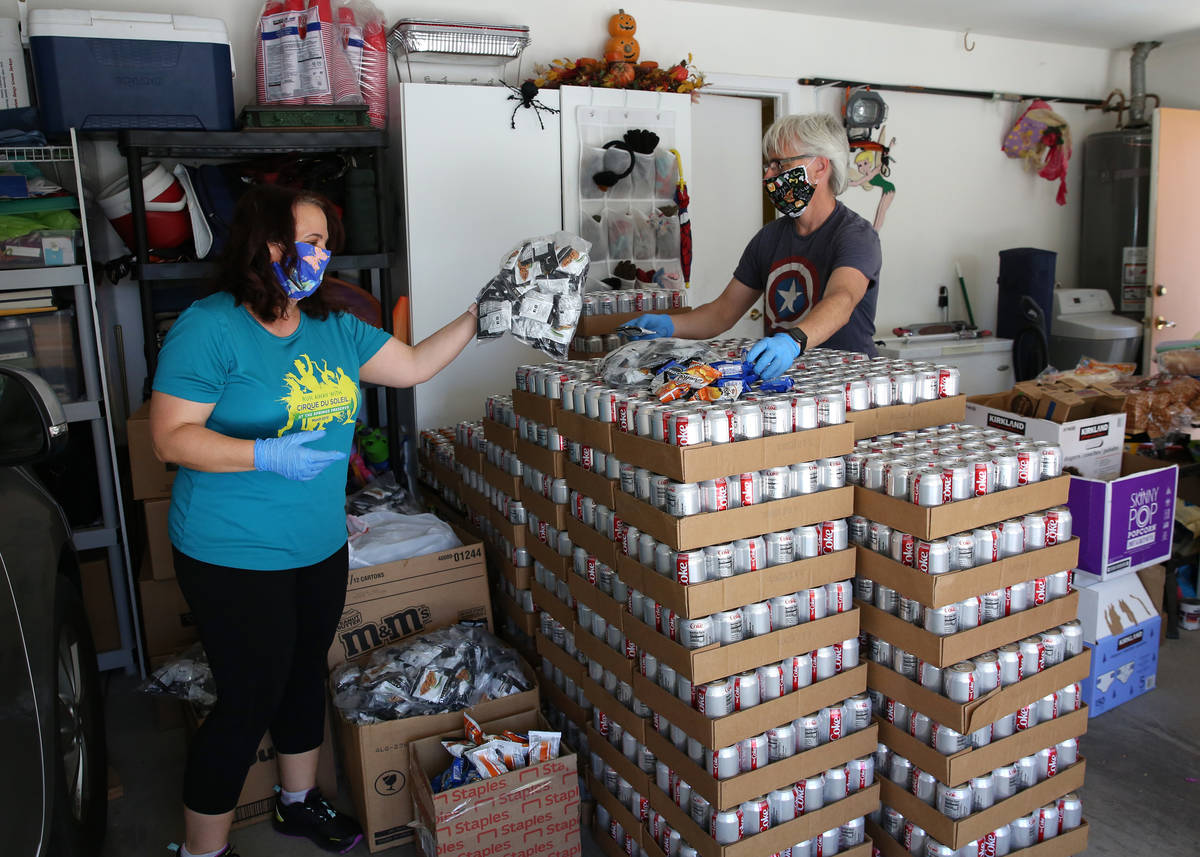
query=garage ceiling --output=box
[679,0,1200,48]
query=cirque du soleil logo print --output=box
[277,354,359,434]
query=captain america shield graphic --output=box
[764,256,821,333]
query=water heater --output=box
[1078,130,1152,317]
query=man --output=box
[629,112,882,378]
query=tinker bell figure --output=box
[848,128,896,231]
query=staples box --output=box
[409,709,582,857]
[1077,575,1160,715]
[964,396,1126,479]
[1068,455,1177,580]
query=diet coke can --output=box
[733,672,760,710]
[734,471,762,507]
[710,746,741,780]
[710,808,743,844]
[743,602,772,637]
[1045,506,1073,545]
[738,735,770,774]
[782,653,814,691]
[733,537,767,573]
[757,663,785,700]
[935,782,973,820]
[999,519,1025,558]
[924,604,958,636]
[916,540,951,575]
[713,609,744,645]
[703,543,734,580]
[762,464,792,500]
[700,478,730,512]
[1060,621,1084,657]
[765,531,796,566]
[768,724,798,762]
[947,532,976,570]
[769,593,800,628]
[791,460,821,495]
[944,662,977,703]
[993,452,1019,490]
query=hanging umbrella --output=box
[670,148,692,289]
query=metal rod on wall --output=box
[798,76,1105,107]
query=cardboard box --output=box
[867,818,1089,857]
[575,307,692,337]
[484,418,518,453]
[138,575,197,656]
[512,387,559,425]
[126,401,176,500]
[328,529,490,668]
[649,776,879,857]
[617,549,855,620]
[518,438,566,478]
[567,518,619,568]
[563,460,618,507]
[524,489,569,531]
[612,424,854,485]
[852,477,1070,542]
[617,487,855,552]
[575,623,634,681]
[1068,454,1177,581]
[865,652,1092,735]
[878,760,1085,850]
[856,591,1080,668]
[142,498,175,580]
[846,396,966,440]
[1137,564,1166,614]
[496,588,538,638]
[184,703,337,829]
[483,459,521,498]
[643,708,877,810]
[409,710,581,857]
[1076,576,1160,716]
[80,557,120,652]
[336,659,541,853]
[528,537,571,580]
[873,706,1088,787]
[533,580,575,630]
[633,665,867,751]
[582,674,647,744]
[557,409,615,453]
[964,395,1126,479]
[622,607,860,684]
[854,540,1079,609]
[452,441,483,474]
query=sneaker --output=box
[167,845,240,857]
[273,788,364,853]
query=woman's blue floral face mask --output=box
[272,241,331,299]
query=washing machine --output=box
[1049,288,1143,369]
[875,335,1015,395]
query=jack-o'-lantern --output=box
[604,34,640,63]
[609,9,637,36]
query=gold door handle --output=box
[1154,316,1176,330]
[748,309,762,321]
[1155,284,1167,297]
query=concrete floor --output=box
[101,631,1200,857]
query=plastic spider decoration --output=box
[506,81,560,130]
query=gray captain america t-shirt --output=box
[734,202,882,355]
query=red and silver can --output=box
[709,808,743,843]
[843,450,868,486]
[914,369,939,402]
[699,477,730,513]
[835,636,859,673]
[1022,512,1047,550]
[969,774,995,811]
[1060,621,1084,657]
[733,537,767,573]
[870,636,894,666]
[886,458,916,498]
[1056,737,1079,767]
[791,460,821,495]
[909,710,933,744]
[1040,629,1066,666]
[818,457,847,489]
[944,662,977,702]
[973,652,1001,692]
[762,464,792,500]
[703,543,734,580]
[981,588,1005,623]
[902,822,928,856]
[792,395,819,430]
[1045,506,1073,545]
[1036,691,1059,723]
[966,455,994,496]
[1048,569,1071,599]
[794,525,821,559]
[943,459,973,501]
[916,539,951,575]
[868,374,893,406]
[863,455,888,492]
[893,647,919,679]
[733,671,760,710]
[667,482,701,517]
[911,469,945,507]
[1035,805,1059,842]
[998,519,1025,558]
[1005,581,1030,615]
[769,593,799,628]
[782,653,813,691]
[935,782,973,820]
[672,549,706,585]
[869,520,893,554]
[892,371,918,405]
[846,757,875,792]
[924,604,958,636]
[885,697,910,731]
[743,602,772,637]
[957,596,981,631]
[874,583,899,614]
[891,530,917,567]
[766,788,795,825]
[670,410,704,447]
[813,646,838,681]
[823,766,848,802]
[712,609,744,645]
[993,764,1020,800]
[844,379,871,412]
[826,580,854,615]
[992,452,1019,490]
[696,677,734,717]
[709,746,741,780]
[819,519,848,554]
[947,532,976,570]
[757,663,785,701]
[1014,755,1038,789]
[735,471,762,507]
[816,390,847,426]
[1057,794,1083,832]
[854,575,876,603]
[799,587,830,623]
[681,616,714,650]
[997,644,1022,685]
[889,755,913,790]
[1019,636,1045,678]
[1056,684,1081,714]
[1029,576,1049,605]
[738,735,769,773]
[1010,815,1037,850]
[973,525,1001,564]
[765,531,796,566]
[794,713,822,752]
[840,816,867,848]
[732,402,764,440]
[705,407,734,444]
[767,724,798,762]
[1036,441,1064,478]
[846,692,872,731]
[1015,447,1041,485]
[936,365,960,397]
[918,660,943,692]
[761,397,793,435]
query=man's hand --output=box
[624,314,674,340]
[747,333,801,380]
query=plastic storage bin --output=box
[28,9,235,134]
[0,309,82,402]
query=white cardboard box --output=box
[963,400,1125,480]
[1075,573,1157,643]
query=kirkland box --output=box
[1076,575,1160,716]
[1068,454,1177,580]
[28,10,235,134]
[964,394,1125,479]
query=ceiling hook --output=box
[963,29,976,52]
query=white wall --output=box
[8,0,1134,385]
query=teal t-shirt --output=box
[152,292,392,570]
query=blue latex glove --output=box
[747,333,801,380]
[626,314,674,340]
[253,429,347,481]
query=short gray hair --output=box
[763,113,851,196]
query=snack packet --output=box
[527,731,562,764]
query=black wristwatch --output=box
[786,326,808,355]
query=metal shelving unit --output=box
[1,133,141,675]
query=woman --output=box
[150,184,478,857]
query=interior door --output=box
[1146,108,1200,368]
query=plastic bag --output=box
[1157,340,1200,376]
[599,338,719,387]
[329,624,533,724]
[475,232,590,360]
[654,148,679,200]
[138,643,217,711]
[346,510,461,568]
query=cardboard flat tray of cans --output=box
[564,460,619,506]
[877,759,1085,850]
[529,536,571,579]
[576,307,693,338]
[873,704,1087,788]
[867,817,1088,857]
[452,441,484,473]
[558,408,616,453]
[512,387,559,425]
[611,422,855,485]
[533,579,575,629]
[845,395,966,440]
[617,487,855,552]
[648,776,879,857]
[617,548,856,619]
[854,538,1079,608]
[865,650,1091,735]
[856,590,1079,669]
[567,518,621,568]
[853,476,1070,542]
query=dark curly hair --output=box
[215,183,347,322]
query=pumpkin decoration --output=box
[604,8,639,63]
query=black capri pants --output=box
[173,543,349,815]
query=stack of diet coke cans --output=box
[875,793,1083,855]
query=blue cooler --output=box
[29,9,235,134]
